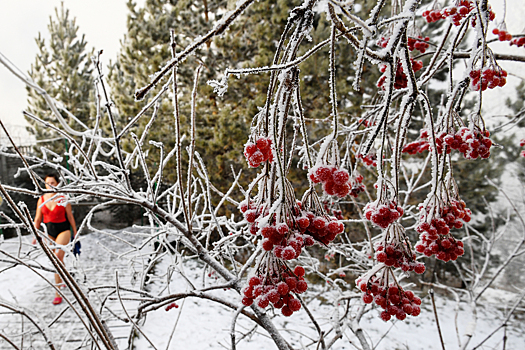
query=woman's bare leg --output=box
[53,230,71,298]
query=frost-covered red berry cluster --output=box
[402,129,431,154]
[510,37,525,48]
[242,265,307,317]
[408,36,430,53]
[493,28,512,42]
[309,165,352,198]
[423,1,495,27]
[437,127,492,159]
[377,59,423,90]
[358,153,377,167]
[376,36,430,54]
[244,136,273,167]
[357,271,421,321]
[364,200,403,229]
[375,224,426,273]
[415,197,469,262]
[470,67,507,91]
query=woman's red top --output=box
[40,196,67,223]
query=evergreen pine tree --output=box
[26,4,94,157]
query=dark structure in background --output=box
[0,148,147,239]
[0,148,38,239]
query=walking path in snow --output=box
[0,229,148,350]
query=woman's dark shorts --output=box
[46,221,70,239]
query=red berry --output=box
[363,294,373,304]
[296,280,308,293]
[281,305,293,317]
[242,297,253,306]
[249,276,261,286]
[288,298,301,312]
[380,311,391,321]
[294,266,305,277]
[277,282,289,295]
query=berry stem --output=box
[429,289,446,350]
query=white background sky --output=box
[0,0,143,145]
[0,0,524,145]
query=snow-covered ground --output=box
[1,230,524,350]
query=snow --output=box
[1,229,524,349]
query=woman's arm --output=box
[34,198,42,230]
[66,203,77,237]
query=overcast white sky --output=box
[0,0,143,144]
[0,0,524,145]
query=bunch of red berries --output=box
[295,212,345,245]
[402,129,431,155]
[375,243,426,273]
[364,200,403,229]
[358,118,376,127]
[408,36,430,53]
[470,68,507,91]
[402,140,430,154]
[422,9,445,23]
[520,139,525,157]
[261,226,315,260]
[357,276,421,321]
[415,199,469,261]
[416,199,471,239]
[309,165,352,198]
[376,36,389,48]
[358,153,377,167]
[493,28,512,41]
[349,173,366,198]
[437,127,492,159]
[423,2,495,27]
[165,302,179,311]
[415,234,465,262]
[510,37,525,47]
[244,136,274,168]
[323,204,344,220]
[242,266,308,317]
[377,59,423,90]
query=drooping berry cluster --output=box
[436,127,492,159]
[323,203,344,220]
[423,2,495,27]
[376,36,389,48]
[422,8,447,24]
[376,243,425,273]
[364,200,403,229]
[358,153,377,167]
[408,36,430,53]
[415,199,469,261]
[261,224,315,260]
[493,28,512,42]
[402,129,431,155]
[415,235,465,262]
[296,212,345,245]
[377,59,423,90]
[349,173,365,198]
[375,223,425,273]
[470,67,507,91]
[244,136,274,168]
[357,273,421,321]
[240,199,261,224]
[358,118,376,127]
[242,265,308,317]
[510,37,525,47]
[165,302,179,311]
[309,165,352,198]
